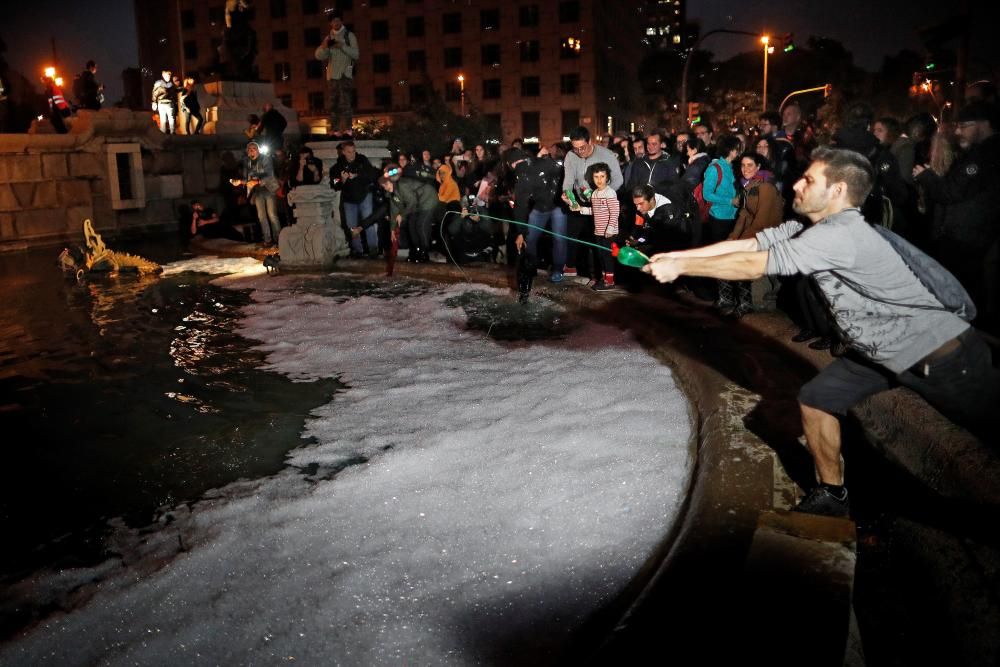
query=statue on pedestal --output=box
[216,0,258,81]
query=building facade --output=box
[134,0,645,145]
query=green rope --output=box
[441,210,611,253]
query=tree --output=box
[385,83,500,158]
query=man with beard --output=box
[643,147,997,518]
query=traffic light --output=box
[780,33,795,52]
[687,102,700,123]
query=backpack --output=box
[829,225,977,322]
[692,161,723,223]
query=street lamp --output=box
[457,74,465,117]
[761,35,771,112]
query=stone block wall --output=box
[0,110,251,250]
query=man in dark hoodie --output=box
[832,102,909,229]
[914,101,1000,326]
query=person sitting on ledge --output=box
[644,147,999,518]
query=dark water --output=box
[0,243,339,581]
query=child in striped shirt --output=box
[571,162,620,291]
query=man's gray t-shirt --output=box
[756,208,968,373]
[562,145,624,193]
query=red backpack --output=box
[692,161,723,223]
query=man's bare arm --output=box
[644,250,769,283]
[649,238,758,261]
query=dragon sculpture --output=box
[58,219,162,279]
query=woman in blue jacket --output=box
[701,135,742,245]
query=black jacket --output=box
[629,188,696,255]
[625,154,677,195]
[332,153,377,204]
[512,157,564,222]
[916,133,1000,247]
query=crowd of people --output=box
[192,85,999,343]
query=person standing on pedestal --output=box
[314,11,359,140]
[152,70,176,134]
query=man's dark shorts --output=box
[798,328,998,433]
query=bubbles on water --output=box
[444,290,576,341]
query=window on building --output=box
[521,76,541,97]
[308,91,325,112]
[442,12,461,34]
[445,82,461,102]
[560,37,582,59]
[482,78,501,99]
[561,109,580,136]
[559,0,581,23]
[302,0,319,14]
[279,94,293,108]
[519,5,539,27]
[406,16,425,38]
[373,53,391,73]
[183,41,198,60]
[374,86,392,108]
[480,9,500,31]
[559,73,580,95]
[407,50,426,71]
[181,9,195,29]
[522,111,540,138]
[271,0,287,19]
[371,20,389,40]
[443,47,462,69]
[484,113,502,136]
[306,60,324,79]
[272,31,289,50]
[208,6,224,25]
[274,62,291,82]
[304,27,322,47]
[410,84,428,105]
[520,40,540,62]
[481,44,501,67]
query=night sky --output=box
[2,0,995,106]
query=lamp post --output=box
[761,35,772,112]
[458,74,465,117]
[680,29,773,125]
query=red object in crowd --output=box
[386,234,399,276]
[611,242,620,257]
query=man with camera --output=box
[332,141,378,257]
[230,142,282,247]
[314,11,359,140]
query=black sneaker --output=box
[792,329,817,343]
[793,487,850,518]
